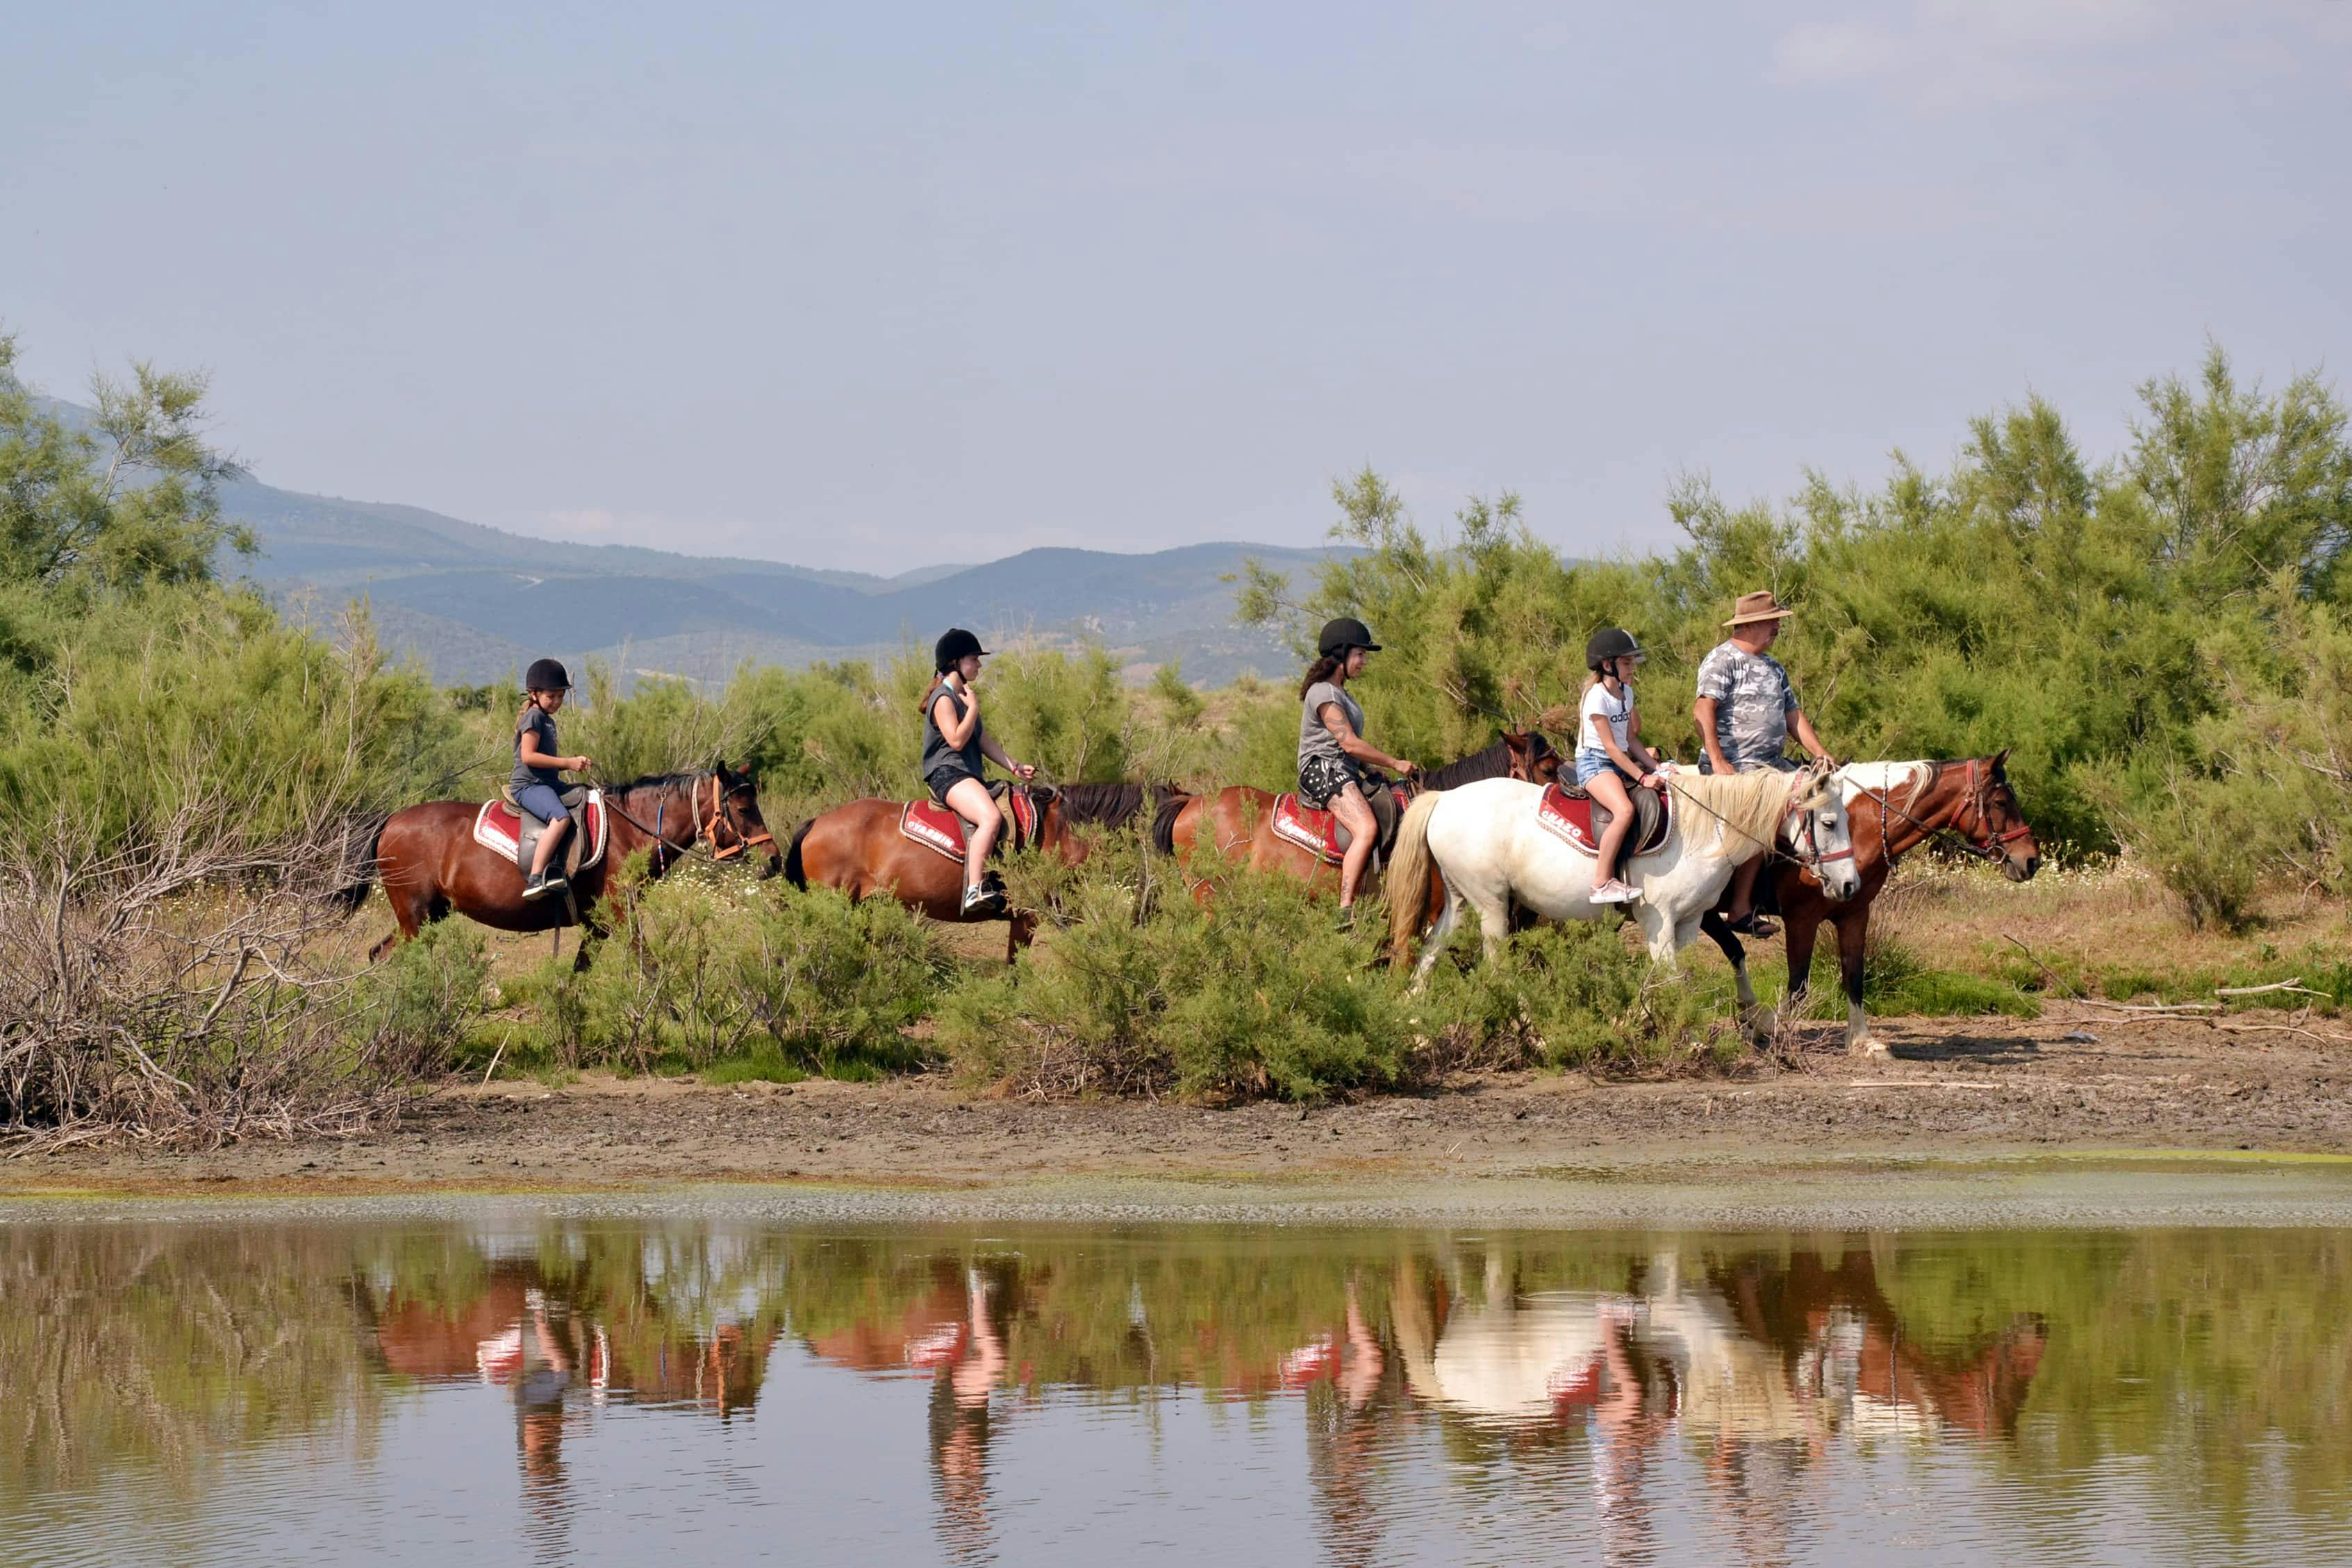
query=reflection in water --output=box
[3,1221,2349,1566]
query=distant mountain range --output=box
[45,397,1345,688]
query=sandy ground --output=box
[13,1003,2352,1201]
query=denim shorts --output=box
[1574,751,1634,788]
[514,782,570,823]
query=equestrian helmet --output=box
[1317,617,1382,658]
[524,657,572,692]
[934,627,991,673]
[1585,628,1644,672]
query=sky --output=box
[5,1,2348,574]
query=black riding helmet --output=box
[934,627,991,674]
[1317,617,1382,658]
[1585,628,1644,673]
[524,657,572,692]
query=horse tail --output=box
[1150,789,1187,858]
[1386,792,1443,970]
[326,812,388,917]
[782,817,816,891]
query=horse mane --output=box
[1421,737,1518,792]
[1668,768,1812,857]
[1150,790,1186,856]
[608,770,704,796]
[1052,782,1182,831]
[1836,760,1932,807]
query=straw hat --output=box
[1723,590,1796,628]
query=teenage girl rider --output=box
[513,658,594,901]
[1298,617,1419,931]
[922,628,1037,916]
[1578,628,1665,904]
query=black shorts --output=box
[927,765,983,807]
[1298,754,1366,810]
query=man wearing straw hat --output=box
[1693,590,1832,937]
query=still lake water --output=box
[2,1210,2348,1567]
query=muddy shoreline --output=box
[11,1006,2352,1209]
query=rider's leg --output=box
[945,777,1004,894]
[517,785,572,880]
[1332,784,1377,908]
[1587,771,1634,890]
[1728,853,1764,921]
[529,817,572,878]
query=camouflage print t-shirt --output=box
[1695,641,1800,772]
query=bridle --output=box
[699,772,775,861]
[1780,768,1855,876]
[1857,758,2033,869]
[601,772,777,869]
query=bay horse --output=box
[1700,753,2039,1055]
[781,783,1173,961]
[351,763,782,965]
[1148,731,1561,901]
[1385,761,1862,986]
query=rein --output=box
[1854,758,2031,869]
[595,774,775,867]
[1661,762,1850,872]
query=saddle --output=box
[474,785,608,878]
[898,782,1045,864]
[1270,783,1410,869]
[1535,781,1671,861]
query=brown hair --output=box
[1298,653,1344,699]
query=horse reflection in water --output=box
[1384,1246,2048,1567]
[360,1256,780,1543]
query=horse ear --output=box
[1992,747,2011,778]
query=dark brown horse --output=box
[1149,731,1560,903]
[353,763,783,964]
[781,783,1173,961]
[1701,753,2040,1053]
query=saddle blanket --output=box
[472,791,608,872]
[1270,786,1411,867]
[899,788,1041,864]
[1535,781,1671,860]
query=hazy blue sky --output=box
[6,1,2347,573]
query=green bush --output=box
[1415,919,1739,1073]
[347,921,492,1073]
[938,869,1411,1101]
[563,865,950,1075]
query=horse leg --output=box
[1698,910,1769,1043]
[368,867,436,962]
[1783,902,1826,1043]
[1834,910,1878,1056]
[1409,890,1464,990]
[1635,900,1680,969]
[1007,909,1037,962]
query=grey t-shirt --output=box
[1298,681,1366,770]
[920,681,986,781]
[1695,641,1800,771]
[512,706,564,794]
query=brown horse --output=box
[1148,731,1560,902]
[1701,753,2040,1054]
[781,783,1174,961]
[353,762,784,964]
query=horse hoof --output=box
[1848,1037,1886,1058]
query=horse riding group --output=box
[350,590,2041,1053]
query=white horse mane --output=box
[1667,767,1819,859]
[1835,761,1932,810]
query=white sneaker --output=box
[1591,878,1639,904]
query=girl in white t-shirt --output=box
[1578,628,1665,903]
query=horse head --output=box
[1976,750,2040,883]
[1789,759,1862,902]
[1504,729,1563,786]
[713,759,784,878]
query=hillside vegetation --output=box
[6,322,2351,1139]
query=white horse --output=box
[1386,762,1862,1028]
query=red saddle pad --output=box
[1534,782,1671,859]
[1270,787,1410,867]
[472,793,608,869]
[898,791,1041,863]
